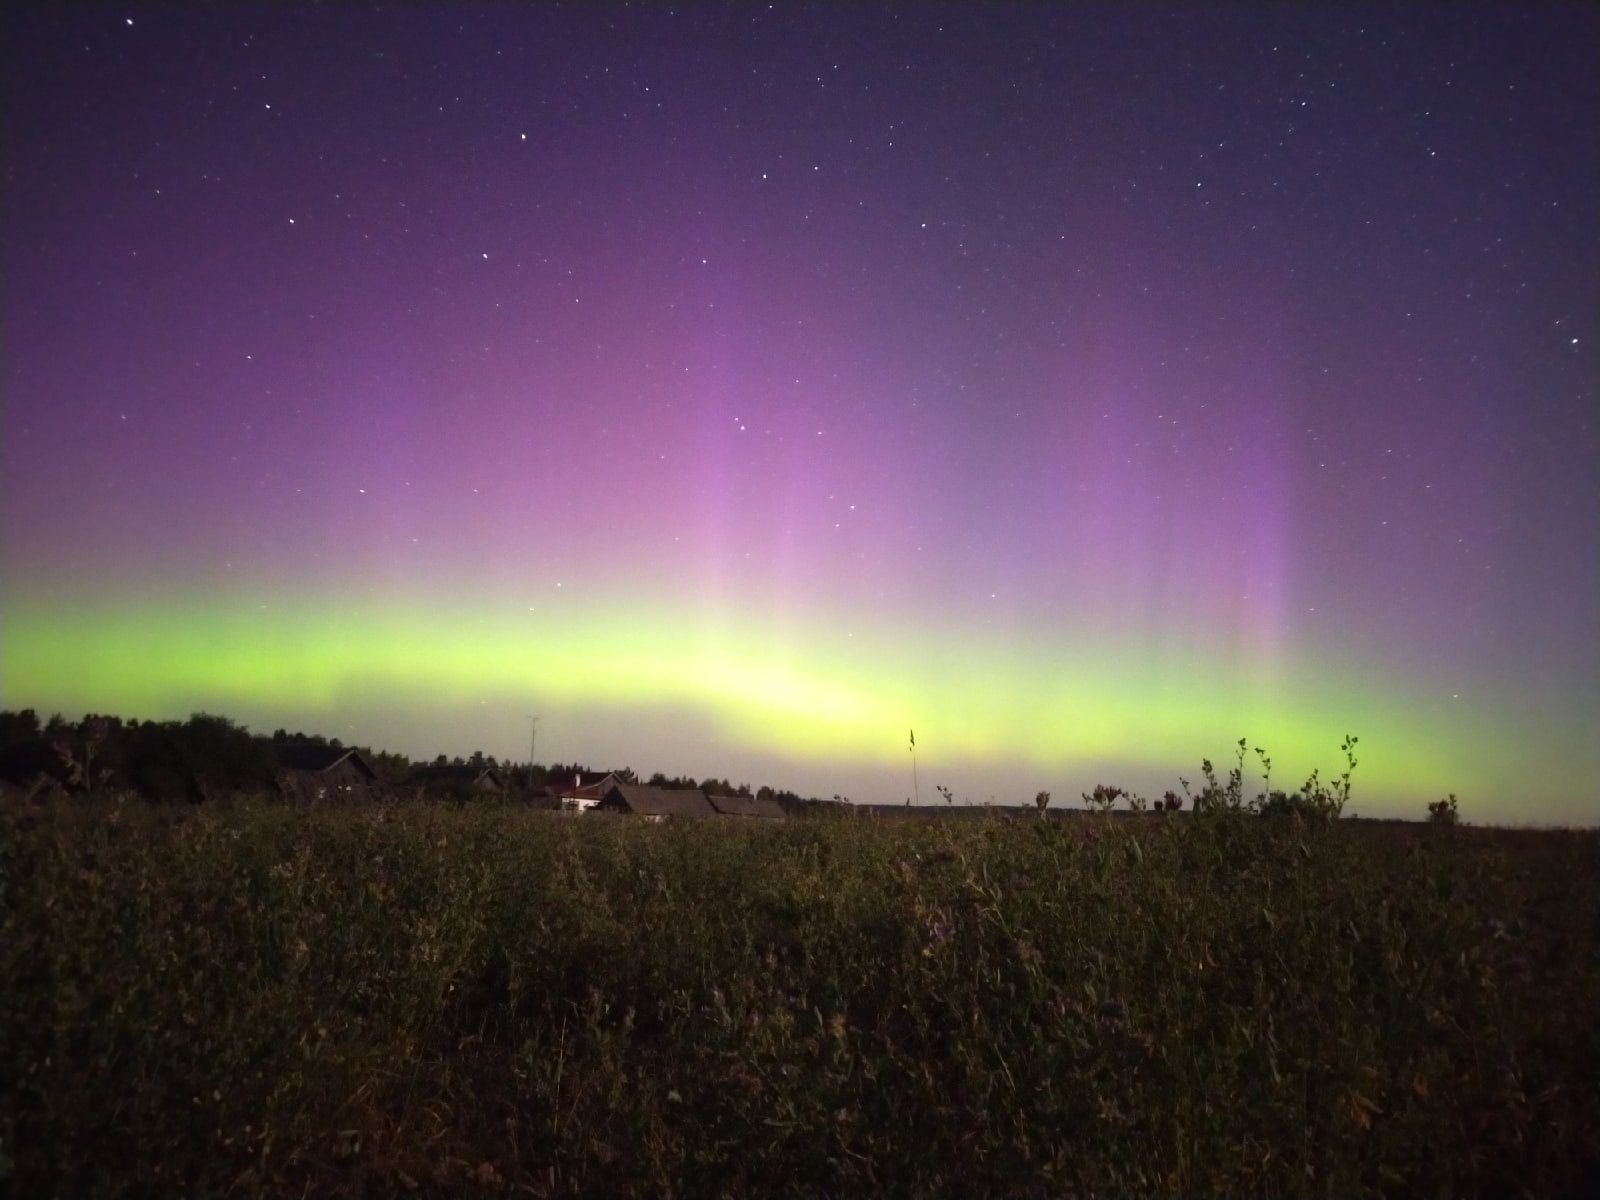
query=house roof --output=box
[555,771,623,799]
[275,744,377,777]
[602,783,717,817]
[706,792,786,819]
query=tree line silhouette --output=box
[0,708,815,809]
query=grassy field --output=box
[3,796,1596,1198]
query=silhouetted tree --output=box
[0,709,58,785]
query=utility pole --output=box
[528,715,542,788]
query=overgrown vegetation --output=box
[4,782,1596,1198]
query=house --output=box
[705,792,787,819]
[594,782,717,820]
[275,744,382,803]
[553,770,625,812]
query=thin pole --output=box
[909,728,920,805]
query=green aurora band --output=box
[7,591,1583,819]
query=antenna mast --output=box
[909,728,921,805]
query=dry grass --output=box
[3,795,1597,1197]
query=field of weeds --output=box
[3,797,1597,1198]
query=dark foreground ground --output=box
[4,797,1596,1198]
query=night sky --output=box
[3,4,1595,822]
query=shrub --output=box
[1428,793,1461,824]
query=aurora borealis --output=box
[3,5,1595,822]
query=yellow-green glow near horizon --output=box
[3,594,1567,815]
